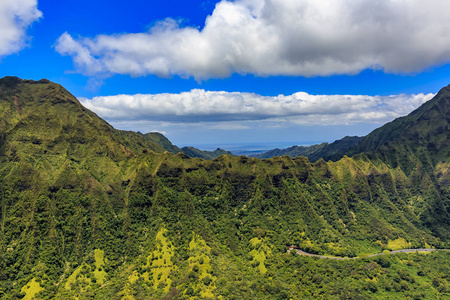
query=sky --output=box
[1,0,450,150]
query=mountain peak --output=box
[355,84,450,172]
[0,76,82,112]
[0,76,52,87]
[0,77,166,162]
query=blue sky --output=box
[2,0,450,150]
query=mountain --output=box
[141,131,234,160]
[252,142,327,159]
[0,76,167,159]
[257,84,450,172]
[253,136,362,161]
[142,132,181,154]
[0,77,449,299]
[180,146,234,159]
[353,84,450,175]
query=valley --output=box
[0,77,449,299]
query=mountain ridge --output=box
[253,136,362,161]
[354,84,450,173]
[0,77,449,299]
[0,76,168,159]
[251,84,450,178]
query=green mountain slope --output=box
[354,85,450,175]
[180,146,234,159]
[254,136,362,161]
[0,76,166,160]
[0,77,449,299]
[143,132,181,153]
[253,142,328,159]
[143,132,234,160]
[257,84,450,177]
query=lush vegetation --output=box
[0,77,449,299]
[180,147,234,160]
[143,132,234,160]
[143,132,182,154]
[254,136,362,162]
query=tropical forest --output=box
[0,76,449,299]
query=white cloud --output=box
[79,90,434,127]
[0,0,42,58]
[56,0,450,79]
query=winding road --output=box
[288,247,449,260]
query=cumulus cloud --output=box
[79,90,434,126]
[56,0,450,79]
[0,0,42,58]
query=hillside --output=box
[253,142,327,159]
[142,132,234,160]
[180,146,234,159]
[354,84,450,176]
[143,132,181,154]
[257,83,450,180]
[0,76,167,160]
[254,136,362,161]
[0,77,449,299]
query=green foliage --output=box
[181,146,234,159]
[255,136,362,162]
[143,132,181,154]
[0,77,450,299]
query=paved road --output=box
[288,248,448,260]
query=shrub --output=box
[185,286,194,296]
[253,228,266,238]
[188,271,198,281]
[202,276,212,286]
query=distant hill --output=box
[143,132,181,153]
[141,131,234,159]
[181,146,234,159]
[253,136,362,161]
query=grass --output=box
[65,266,82,290]
[64,249,106,292]
[128,226,175,294]
[249,237,271,274]
[93,249,107,285]
[388,238,412,250]
[147,227,174,292]
[21,278,44,300]
[65,264,92,291]
[118,285,136,300]
[128,271,139,284]
[188,233,216,299]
